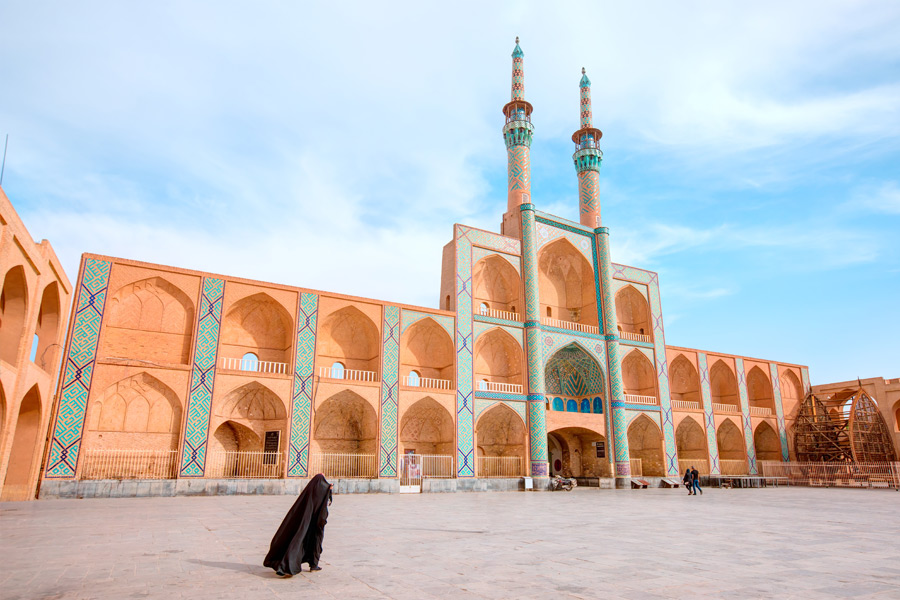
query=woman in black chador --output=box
[264,473,333,576]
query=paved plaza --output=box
[2,487,899,599]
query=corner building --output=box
[40,41,809,497]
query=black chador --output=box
[264,473,333,576]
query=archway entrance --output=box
[1,386,41,501]
[311,390,378,478]
[399,397,454,478]
[475,404,526,477]
[627,415,665,476]
[547,427,608,478]
[676,417,709,474]
[754,421,782,462]
[717,419,747,474]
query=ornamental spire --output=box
[511,36,525,101]
[572,68,603,228]
[579,67,592,128]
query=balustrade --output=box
[540,317,599,335]
[318,366,378,382]
[220,356,288,374]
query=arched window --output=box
[552,397,564,411]
[240,352,259,371]
[445,295,450,310]
[546,307,552,318]
[580,399,590,413]
[593,397,603,414]
[331,361,345,379]
[407,370,420,387]
[479,302,490,315]
[30,334,39,363]
[566,399,578,412]
[510,305,516,314]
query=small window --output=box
[581,399,590,413]
[479,302,490,315]
[445,295,451,310]
[510,305,516,314]
[478,379,488,391]
[241,352,259,371]
[30,334,39,363]
[552,397,564,411]
[408,370,420,387]
[639,328,645,335]
[546,307,552,318]
[566,399,578,412]
[593,397,603,414]
[331,361,345,379]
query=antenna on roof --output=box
[0,134,8,186]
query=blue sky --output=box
[2,2,898,384]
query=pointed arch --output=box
[317,306,381,374]
[710,360,739,407]
[622,349,657,398]
[754,421,781,462]
[669,354,700,404]
[473,328,524,389]
[103,277,195,364]
[615,285,651,339]
[85,372,183,451]
[1,385,41,501]
[221,292,293,366]
[627,414,665,476]
[544,343,605,398]
[894,400,900,433]
[676,416,708,462]
[400,317,455,387]
[32,282,61,372]
[537,238,598,328]
[716,418,746,463]
[0,265,28,364]
[399,397,454,456]
[475,403,526,460]
[547,426,608,477]
[313,390,378,454]
[747,366,775,411]
[473,254,522,317]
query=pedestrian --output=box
[683,468,693,494]
[264,473,333,576]
[691,466,703,495]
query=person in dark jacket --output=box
[683,468,693,494]
[691,466,702,495]
[264,473,333,576]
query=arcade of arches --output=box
[537,239,598,326]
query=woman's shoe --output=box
[309,566,322,572]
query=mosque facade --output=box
[3,41,815,499]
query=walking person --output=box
[691,466,703,495]
[264,473,334,576]
[683,468,693,495]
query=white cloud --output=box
[848,181,900,215]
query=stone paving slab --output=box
[1,487,899,599]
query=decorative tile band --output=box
[769,362,790,462]
[287,292,318,477]
[473,391,528,402]
[473,313,524,329]
[179,277,225,477]
[735,358,758,475]
[647,278,678,476]
[697,353,721,475]
[611,403,662,412]
[379,305,400,478]
[45,258,112,478]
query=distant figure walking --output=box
[683,468,693,495]
[691,466,702,495]
[264,473,334,576]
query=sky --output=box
[1,1,898,384]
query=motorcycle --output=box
[550,475,577,491]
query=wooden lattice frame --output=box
[793,386,897,462]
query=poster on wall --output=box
[264,431,280,464]
[595,441,605,458]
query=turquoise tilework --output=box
[521,208,548,476]
[534,220,594,263]
[379,305,400,477]
[45,258,111,478]
[474,398,527,424]
[769,362,791,462]
[544,343,606,397]
[287,292,318,478]
[697,353,721,475]
[473,322,524,348]
[400,309,454,338]
[473,313,524,328]
[179,277,225,477]
[471,247,521,274]
[735,358,758,475]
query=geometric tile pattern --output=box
[578,170,599,218]
[178,277,224,477]
[474,398,527,425]
[511,40,524,101]
[544,343,606,397]
[507,146,530,192]
[400,309,454,338]
[541,333,607,370]
[734,358,758,475]
[535,221,594,264]
[45,258,111,478]
[287,292,318,478]
[579,69,592,128]
[455,225,521,478]
[697,353,721,475]
[769,362,791,463]
[474,321,524,348]
[379,305,400,478]
[472,247,521,274]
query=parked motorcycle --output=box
[550,475,577,491]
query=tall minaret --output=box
[572,68,603,228]
[501,37,534,239]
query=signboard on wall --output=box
[595,441,605,458]
[264,431,280,464]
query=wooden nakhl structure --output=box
[793,385,897,462]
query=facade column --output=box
[697,353,721,475]
[520,204,548,478]
[768,362,791,463]
[735,358,759,475]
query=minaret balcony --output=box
[503,120,534,148]
[573,148,603,173]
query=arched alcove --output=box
[669,354,700,404]
[1,386,41,501]
[399,397,454,455]
[717,419,747,474]
[894,400,900,432]
[473,255,521,317]
[622,350,657,399]
[317,306,381,375]
[754,421,782,462]
[86,372,183,451]
[32,282,61,372]
[0,266,28,365]
[710,360,739,407]
[537,238,597,328]
[615,285,651,338]
[220,293,292,367]
[627,415,665,476]
[103,277,195,365]
[544,343,605,399]
[211,382,287,454]
[473,329,523,390]
[547,426,608,477]
[747,366,775,411]
[475,404,526,467]
[312,390,378,454]
[400,319,454,388]
[676,417,708,464]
